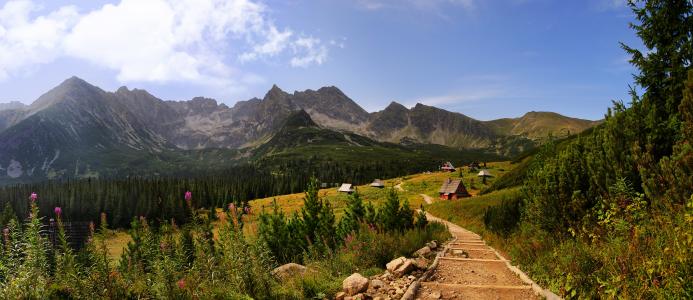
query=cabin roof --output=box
[338,183,354,192]
[439,179,463,194]
[477,170,493,177]
[370,179,384,186]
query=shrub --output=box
[483,197,522,237]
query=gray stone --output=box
[343,273,369,296]
[413,257,430,269]
[271,263,306,279]
[426,241,437,249]
[386,257,407,274]
[393,259,415,278]
[415,246,432,257]
[370,279,386,290]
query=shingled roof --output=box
[439,179,463,194]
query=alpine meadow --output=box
[0,0,690,299]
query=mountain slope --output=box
[0,77,599,184]
[254,110,502,167]
[485,111,601,140]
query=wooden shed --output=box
[338,183,355,193]
[441,161,456,172]
[370,179,385,188]
[438,178,470,200]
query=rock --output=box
[415,246,432,257]
[343,273,369,296]
[370,279,386,290]
[413,257,430,269]
[271,263,307,279]
[393,259,415,277]
[426,241,437,249]
[386,257,407,274]
[429,291,442,299]
[335,292,346,300]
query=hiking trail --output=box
[413,213,560,300]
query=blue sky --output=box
[0,0,640,120]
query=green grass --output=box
[424,187,521,234]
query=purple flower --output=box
[54,207,62,217]
[29,192,37,202]
[184,191,192,203]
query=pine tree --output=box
[379,187,402,231]
[338,189,366,237]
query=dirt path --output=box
[420,194,433,204]
[415,213,560,300]
[395,182,405,191]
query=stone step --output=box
[446,243,490,250]
[440,257,507,263]
[416,282,537,300]
[446,249,500,260]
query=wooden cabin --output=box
[370,179,385,188]
[440,161,456,172]
[438,178,470,200]
[338,183,355,193]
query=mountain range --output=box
[0,77,599,184]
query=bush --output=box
[483,197,522,237]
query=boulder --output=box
[271,263,306,279]
[335,292,346,300]
[386,257,407,274]
[343,273,369,296]
[413,257,430,270]
[415,246,432,257]
[393,259,415,278]
[370,279,386,290]
[426,241,437,249]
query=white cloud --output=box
[0,0,332,86]
[290,37,328,68]
[0,1,79,79]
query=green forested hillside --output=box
[440,1,692,297]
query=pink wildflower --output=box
[29,192,37,202]
[228,203,236,213]
[184,191,192,206]
[177,279,186,289]
[54,207,62,217]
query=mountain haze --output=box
[0,77,598,183]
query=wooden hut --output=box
[438,178,470,200]
[440,161,456,172]
[370,179,385,188]
[338,183,354,193]
[477,169,493,184]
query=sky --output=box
[0,0,642,120]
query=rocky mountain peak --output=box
[282,109,317,129]
[383,101,408,112]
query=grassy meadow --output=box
[102,161,514,261]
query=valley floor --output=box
[105,161,514,260]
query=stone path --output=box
[415,213,559,300]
